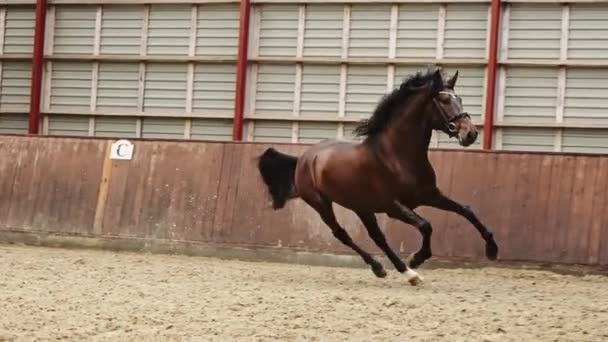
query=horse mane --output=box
[353,68,441,138]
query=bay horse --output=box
[257,68,498,285]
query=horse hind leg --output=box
[357,211,423,286]
[303,194,387,278]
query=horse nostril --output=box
[468,131,478,141]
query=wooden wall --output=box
[1,135,607,266]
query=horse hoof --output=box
[486,241,498,260]
[405,269,423,286]
[372,266,387,278]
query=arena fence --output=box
[1,135,607,267]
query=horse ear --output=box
[447,70,459,89]
[431,69,443,94]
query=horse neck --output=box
[375,99,434,163]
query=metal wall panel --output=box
[562,129,608,154]
[192,63,236,116]
[300,64,340,118]
[96,62,139,112]
[141,117,185,139]
[396,4,438,58]
[349,4,390,57]
[53,6,96,54]
[500,128,555,152]
[143,63,187,113]
[506,4,561,60]
[191,118,232,141]
[147,5,190,55]
[94,116,137,138]
[564,68,608,126]
[254,64,295,117]
[345,65,386,119]
[252,120,291,142]
[3,6,35,54]
[49,62,92,112]
[444,4,488,59]
[298,121,337,144]
[568,4,608,59]
[303,4,343,57]
[0,61,31,112]
[196,4,240,56]
[257,4,298,57]
[503,67,558,124]
[47,115,89,136]
[100,5,143,55]
[0,114,28,134]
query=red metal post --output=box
[232,0,251,141]
[28,0,47,134]
[483,0,501,150]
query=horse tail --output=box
[257,147,299,209]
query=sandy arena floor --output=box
[1,244,607,342]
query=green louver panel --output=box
[53,5,96,54]
[50,62,92,112]
[345,65,386,119]
[192,64,236,116]
[141,117,185,139]
[349,4,390,57]
[506,4,561,60]
[191,118,232,141]
[396,4,438,58]
[96,62,139,112]
[562,129,608,154]
[147,5,190,55]
[100,5,143,55]
[298,121,337,144]
[303,4,343,57]
[47,114,89,136]
[503,67,558,124]
[94,116,137,138]
[0,114,28,134]
[258,4,298,57]
[500,128,555,152]
[444,4,488,59]
[3,6,35,54]
[0,61,31,112]
[196,4,239,56]
[300,64,340,118]
[252,120,291,142]
[564,68,608,126]
[254,64,295,117]
[143,63,187,113]
[568,5,608,59]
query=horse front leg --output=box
[426,192,498,260]
[386,201,433,269]
[356,211,422,285]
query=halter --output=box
[432,91,470,136]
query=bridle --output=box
[432,91,470,136]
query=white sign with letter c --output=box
[110,139,135,160]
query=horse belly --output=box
[319,169,394,212]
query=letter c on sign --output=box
[116,144,128,157]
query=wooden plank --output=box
[528,154,554,262]
[565,156,596,264]
[93,141,113,235]
[589,157,608,264]
[551,155,576,262]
